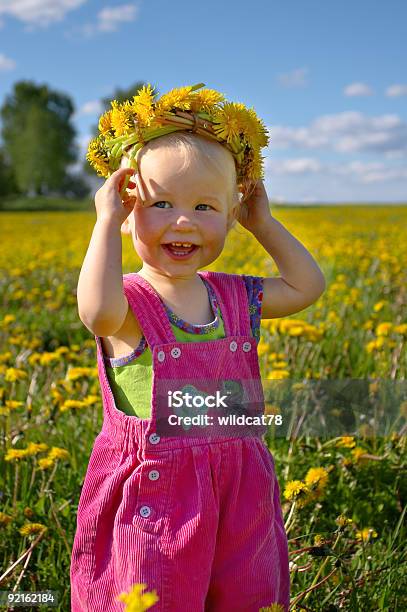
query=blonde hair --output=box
[122,132,241,233]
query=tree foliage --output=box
[0,81,77,196]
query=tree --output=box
[0,147,18,199]
[1,81,77,196]
[82,80,159,177]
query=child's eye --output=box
[196,204,212,211]
[152,201,171,208]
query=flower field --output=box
[0,205,406,611]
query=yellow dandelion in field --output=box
[356,527,378,542]
[373,300,387,312]
[376,322,392,336]
[394,324,407,335]
[67,366,98,381]
[283,480,310,501]
[60,399,89,412]
[5,367,28,382]
[116,582,159,611]
[0,351,13,363]
[351,447,368,463]
[5,400,24,410]
[38,457,55,470]
[48,447,70,461]
[83,395,99,406]
[314,534,327,546]
[5,448,30,462]
[0,512,13,526]
[25,442,49,456]
[19,523,47,537]
[266,370,290,380]
[335,514,353,528]
[259,604,285,612]
[305,467,329,491]
[39,352,60,366]
[336,436,356,448]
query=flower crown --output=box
[86,82,270,202]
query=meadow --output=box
[0,204,406,611]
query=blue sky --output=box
[0,0,406,203]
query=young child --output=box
[71,84,325,611]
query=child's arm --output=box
[238,180,326,319]
[77,167,138,336]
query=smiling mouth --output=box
[162,242,199,258]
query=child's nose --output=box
[172,214,197,228]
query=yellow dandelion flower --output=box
[86,136,110,177]
[19,523,47,537]
[376,322,393,336]
[98,109,114,135]
[5,448,30,462]
[155,85,195,114]
[266,370,290,380]
[356,527,378,542]
[38,457,55,470]
[304,467,328,490]
[67,366,97,381]
[335,514,353,528]
[25,442,49,456]
[394,324,407,335]
[336,436,356,449]
[373,300,386,312]
[283,480,309,501]
[212,102,248,144]
[48,447,70,461]
[0,512,13,526]
[116,582,159,611]
[189,88,225,113]
[110,100,134,137]
[127,84,156,128]
[351,447,368,463]
[5,367,28,382]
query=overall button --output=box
[171,347,181,358]
[148,470,160,481]
[242,341,252,352]
[229,340,237,352]
[157,350,165,362]
[139,505,152,518]
[149,433,160,445]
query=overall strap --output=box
[122,273,177,348]
[197,271,251,337]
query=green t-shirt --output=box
[105,305,226,419]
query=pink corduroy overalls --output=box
[70,270,290,612]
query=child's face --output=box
[123,145,235,277]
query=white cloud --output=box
[278,67,308,88]
[385,84,407,97]
[96,4,138,32]
[344,82,373,97]
[267,156,407,185]
[74,3,139,37]
[269,158,322,174]
[0,52,15,71]
[270,111,407,156]
[0,0,86,28]
[77,100,104,116]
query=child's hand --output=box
[94,167,145,225]
[236,179,273,234]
